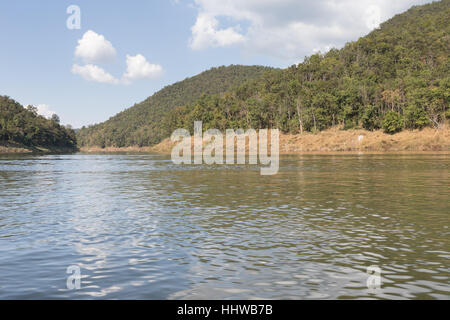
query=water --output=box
[0,153,448,300]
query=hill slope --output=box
[79,1,449,149]
[77,65,274,147]
[0,96,77,152]
[164,0,449,136]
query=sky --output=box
[0,0,435,128]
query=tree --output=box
[0,96,77,150]
[404,105,429,129]
[51,114,60,124]
[26,105,38,116]
[362,106,381,131]
[382,112,403,134]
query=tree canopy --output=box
[163,1,449,136]
[0,96,77,150]
[77,65,274,147]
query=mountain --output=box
[79,0,449,149]
[164,0,449,136]
[0,96,77,152]
[77,65,274,147]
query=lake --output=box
[0,153,448,299]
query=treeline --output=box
[165,1,449,136]
[77,65,274,147]
[0,96,77,150]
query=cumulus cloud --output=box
[36,104,57,119]
[190,13,245,50]
[75,30,117,64]
[71,31,163,84]
[123,54,163,81]
[189,0,434,62]
[71,64,119,84]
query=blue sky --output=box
[0,0,433,128]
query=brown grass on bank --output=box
[279,126,449,153]
[79,126,450,154]
[80,146,155,153]
[0,143,32,154]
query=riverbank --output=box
[79,126,450,154]
[0,145,32,154]
[0,142,78,154]
[278,126,449,153]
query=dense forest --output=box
[0,96,77,151]
[77,65,273,147]
[79,0,449,148]
[165,1,449,136]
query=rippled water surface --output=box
[0,153,449,299]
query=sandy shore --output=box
[79,126,450,154]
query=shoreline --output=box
[3,127,447,155]
[79,127,450,155]
[0,143,78,155]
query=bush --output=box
[404,105,429,129]
[382,112,403,134]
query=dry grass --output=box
[279,126,449,153]
[80,146,154,153]
[78,126,450,154]
[0,143,32,154]
[0,142,78,154]
[148,126,450,154]
[5,126,448,155]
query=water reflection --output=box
[0,153,448,299]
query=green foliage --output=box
[51,114,60,124]
[382,112,404,134]
[362,106,381,131]
[404,105,429,129]
[0,96,77,149]
[77,65,273,147]
[78,1,450,147]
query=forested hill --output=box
[163,0,449,136]
[0,96,77,151]
[79,0,449,149]
[77,65,274,147]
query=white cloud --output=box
[190,13,245,50]
[71,64,119,84]
[72,31,164,85]
[189,0,434,63]
[75,30,117,64]
[36,104,56,119]
[123,54,163,81]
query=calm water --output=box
[0,153,448,300]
